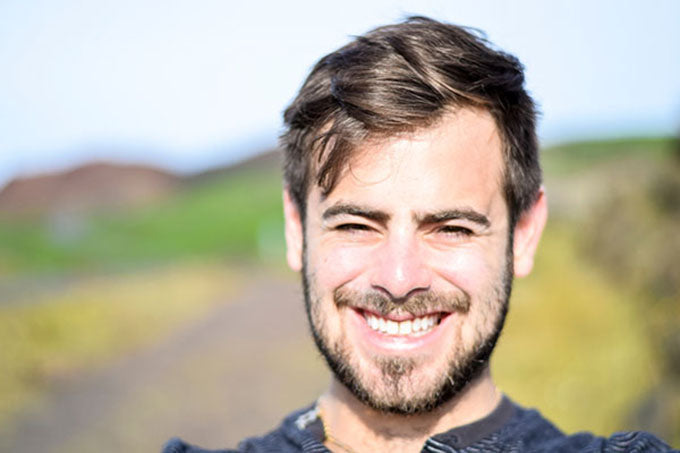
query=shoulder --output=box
[489,403,676,452]
[161,405,319,453]
[235,405,321,452]
[161,437,237,453]
[540,430,676,453]
[160,429,296,453]
[599,431,677,452]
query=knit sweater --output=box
[162,396,676,452]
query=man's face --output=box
[285,108,525,414]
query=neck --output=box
[318,367,501,453]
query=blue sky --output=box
[1,0,679,186]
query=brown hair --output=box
[281,16,541,226]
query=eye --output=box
[437,225,473,237]
[335,223,372,232]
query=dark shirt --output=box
[162,396,677,452]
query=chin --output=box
[308,302,507,415]
[301,244,513,414]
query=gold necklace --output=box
[317,401,361,453]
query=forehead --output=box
[312,108,505,211]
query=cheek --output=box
[432,247,507,345]
[432,248,497,293]
[310,242,374,290]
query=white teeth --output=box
[399,320,412,335]
[364,313,440,336]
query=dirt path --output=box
[1,269,329,453]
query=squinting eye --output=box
[439,225,473,236]
[336,223,372,232]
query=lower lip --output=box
[346,308,455,353]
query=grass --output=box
[2,136,674,273]
[541,136,677,175]
[493,224,658,436]
[0,261,238,428]
[0,136,675,442]
[0,167,285,273]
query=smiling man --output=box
[294,108,519,428]
[163,16,675,453]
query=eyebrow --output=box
[416,209,491,228]
[322,203,390,224]
[322,203,490,228]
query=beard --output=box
[302,239,514,415]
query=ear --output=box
[283,188,303,272]
[513,187,548,278]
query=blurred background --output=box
[1,0,679,451]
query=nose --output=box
[370,230,431,301]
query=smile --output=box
[362,311,442,337]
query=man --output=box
[164,17,676,452]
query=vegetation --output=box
[539,135,679,443]
[0,167,285,273]
[0,136,677,443]
[542,136,676,175]
[0,262,237,428]
[494,224,657,436]
[574,142,680,443]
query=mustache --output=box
[334,287,470,317]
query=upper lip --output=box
[355,307,447,322]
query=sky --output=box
[1,0,679,186]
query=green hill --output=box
[0,163,284,274]
[0,136,678,443]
